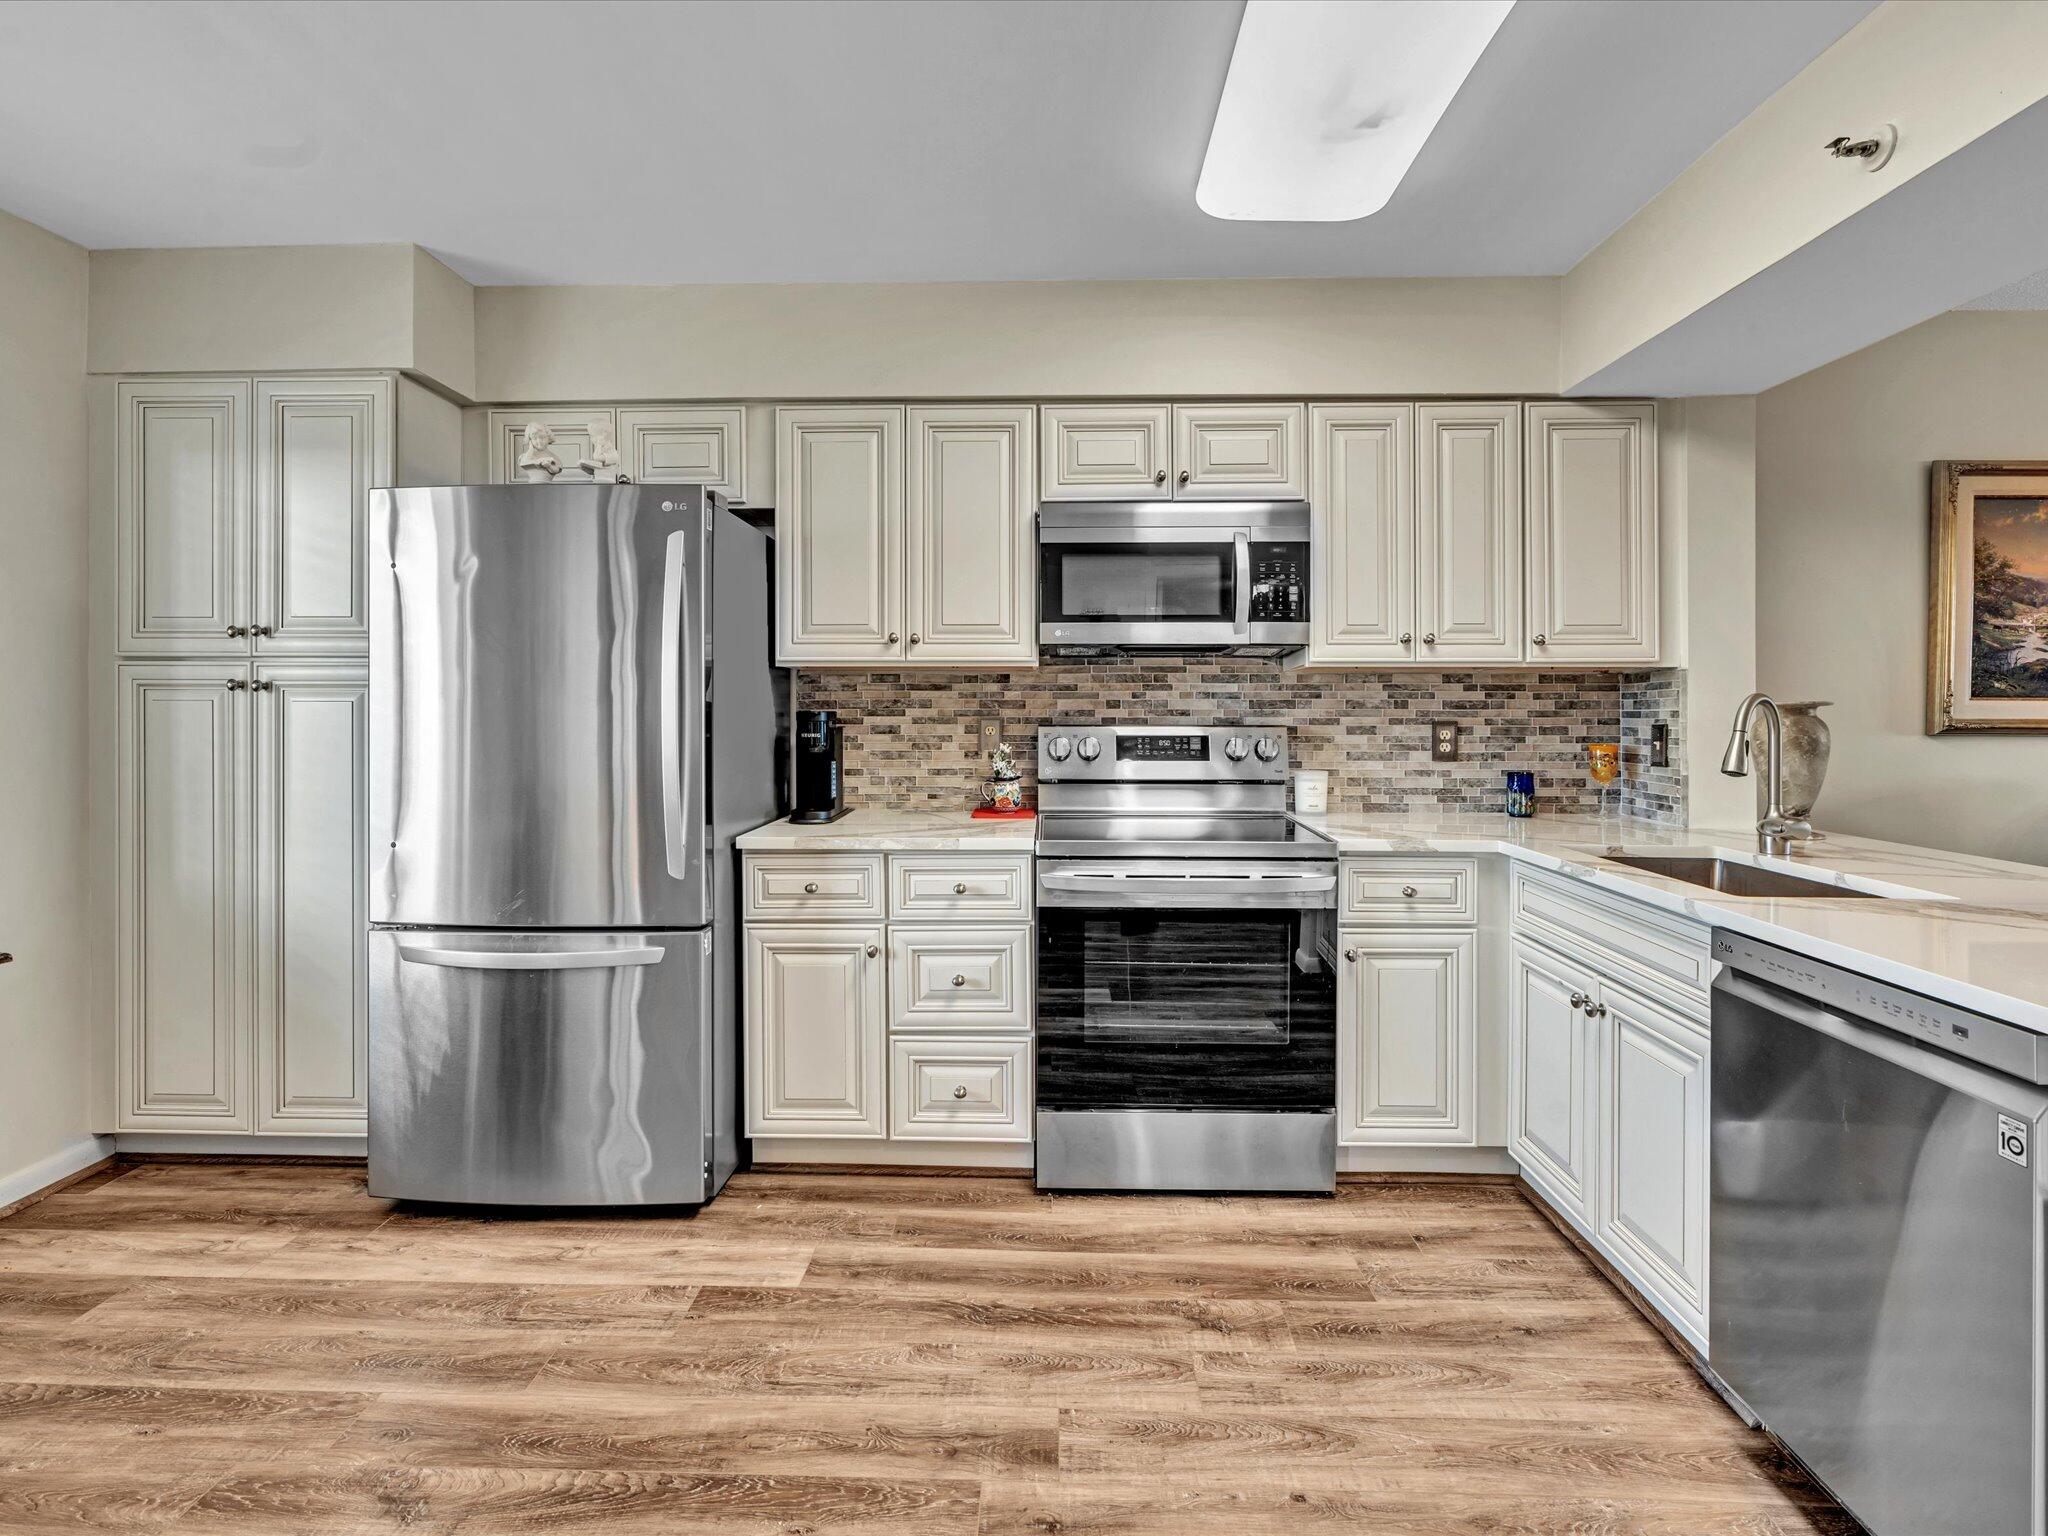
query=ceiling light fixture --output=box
[1197,0,1515,222]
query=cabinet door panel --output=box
[1040,405,1172,500]
[905,405,1035,664]
[254,377,390,655]
[1308,404,1414,664]
[118,380,251,655]
[1339,932,1476,1145]
[254,663,369,1134]
[618,407,746,501]
[746,925,886,1137]
[1417,403,1521,663]
[1172,404,1305,498]
[486,409,618,484]
[117,664,250,1128]
[1509,940,1597,1216]
[776,407,904,663]
[1525,402,1657,663]
[1600,985,1708,1322]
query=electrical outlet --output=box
[1431,720,1459,762]
[1650,722,1669,768]
[978,719,1003,758]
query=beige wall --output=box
[474,277,1560,402]
[1757,310,2048,863]
[0,207,98,1195]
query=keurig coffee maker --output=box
[791,709,848,823]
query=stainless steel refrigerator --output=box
[366,483,785,1205]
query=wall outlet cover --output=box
[1431,720,1459,762]
[978,719,1003,757]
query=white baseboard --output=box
[0,1134,116,1210]
[750,1137,1033,1170]
[1337,1144,1516,1175]
[114,1133,366,1158]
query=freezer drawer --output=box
[369,928,711,1205]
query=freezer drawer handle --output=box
[660,529,690,879]
[397,944,666,971]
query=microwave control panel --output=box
[1248,542,1308,623]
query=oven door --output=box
[1035,880,1336,1114]
[1039,524,1250,649]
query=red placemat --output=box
[969,807,1036,820]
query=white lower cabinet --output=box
[745,924,888,1137]
[117,659,369,1135]
[1338,931,1476,1145]
[744,853,1033,1157]
[1509,879,1710,1351]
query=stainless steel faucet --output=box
[1720,692,1811,853]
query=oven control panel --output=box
[1039,724,1288,782]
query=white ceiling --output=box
[0,0,1875,287]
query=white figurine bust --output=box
[579,419,623,482]
[517,422,562,483]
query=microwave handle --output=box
[1232,532,1251,638]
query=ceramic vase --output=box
[1752,700,1832,821]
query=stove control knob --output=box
[1224,737,1250,762]
[1253,737,1280,763]
[1076,735,1101,762]
[1047,735,1073,762]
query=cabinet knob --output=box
[252,624,275,638]
[1588,1002,1608,1019]
[1153,469,1167,485]
[909,633,920,645]
[1423,633,1436,646]
[1399,632,1412,646]
[1533,634,1547,646]
[952,974,967,987]
[953,881,968,895]
[1344,948,1358,963]
[1401,885,1418,898]
[952,1085,969,1099]
[803,882,820,894]
[1569,992,1588,1009]
[225,624,248,638]
[1178,470,1190,485]
[886,632,899,645]
[226,678,248,691]
[865,944,879,959]
[0,953,13,964]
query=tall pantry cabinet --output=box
[96,375,442,1138]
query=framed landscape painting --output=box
[1929,460,2048,732]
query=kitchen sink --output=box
[1597,854,1880,899]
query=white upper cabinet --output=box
[617,406,747,502]
[1308,404,1415,664]
[1525,401,1658,663]
[118,379,252,656]
[776,406,906,663]
[904,405,1035,665]
[116,663,251,1130]
[486,408,617,484]
[1416,403,1522,664]
[1171,403,1306,498]
[1338,930,1477,1146]
[1040,404,1173,500]
[252,661,370,1135]
[253,377,392,656]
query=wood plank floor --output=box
[0,1163,1853,1534]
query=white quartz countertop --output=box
[1294,810,2048,1033]
[736,809,1039,852]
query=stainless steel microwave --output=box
[1037,501,1311,656]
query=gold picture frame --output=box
[1929,460,2048,733]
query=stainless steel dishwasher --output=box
[1711,930,2048,1536]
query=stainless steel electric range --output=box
[1033,724,1338,1193]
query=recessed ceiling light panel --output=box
[1197,0,1515,222]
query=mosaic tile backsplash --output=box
[797,658,1688,822]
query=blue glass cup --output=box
[1505,770,1535,818]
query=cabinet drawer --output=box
[888,925,1031,1032]
[744,855,886,920]
[1341,858,1478,925]
[1511,866,1710,1020]
[889,855,1032,919]
[890,1035,1031,1141]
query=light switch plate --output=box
[1650,722,1669,768]
[1431,720,1459,762]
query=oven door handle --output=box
[1038,868,1336,910]
[1232,531,1251,639]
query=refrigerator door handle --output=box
[660,529,690,878]
[397,943,667,971]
